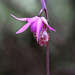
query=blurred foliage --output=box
[0,0,75,75]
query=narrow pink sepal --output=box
[37,19,43,42]
[10,14,27,21]
[16,23,31,34]
[41,17,56,32]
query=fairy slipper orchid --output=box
[11,14,56,43]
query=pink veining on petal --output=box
[41,17,56,32]
[10,14,27,21]
[37,18,43,42]
[16,23,31,34]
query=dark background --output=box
[0,0,75,75]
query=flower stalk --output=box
[40,0,48,20]
[11,0,56,75]
[40,0,50,75]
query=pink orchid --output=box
[11,14,56,42]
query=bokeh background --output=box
[0,0,75,75]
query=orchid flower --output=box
[11,14,56,42]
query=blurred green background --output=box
[0,0,75,75]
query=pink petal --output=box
[27,16,39,23]
[30,21,37,33]
[16,23,31,34]
[37,18,43,42]
[41,17,56,32]
[10,14,27,21]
